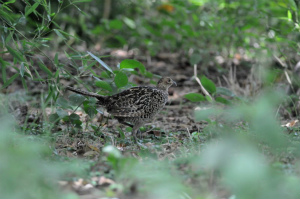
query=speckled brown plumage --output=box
[66,77,176,142]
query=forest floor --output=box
[3,48,300,199]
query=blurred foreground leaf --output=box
[184,92,205,102]
[0,113,78,199]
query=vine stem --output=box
[194,64,214,101]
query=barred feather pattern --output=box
[66,77,176,141]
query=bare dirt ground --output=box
[4,48,298,198]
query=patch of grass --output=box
[2,0,300,198]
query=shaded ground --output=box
[3,48,300,198]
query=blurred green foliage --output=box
[2,0,299,56]
[0,104,80,199]
[105,90,300,199]
[2,89,300,198]
[1,0,300,198]
[94,92,300,199]
[1,0,299,103]
[192,89,300,198]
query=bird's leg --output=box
[132,124,147,148]
[133,127,140,143]
[134,132,139,144]
[118,119,143,140]
[125,123,142,139]
[132,125,143,142]
[119,120,144,139]
[137,129,142,139]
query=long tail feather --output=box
[66,87,106,104]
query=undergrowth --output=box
[1,1,300,199]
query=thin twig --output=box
[194,64,214,101]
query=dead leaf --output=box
[282,120,299,127]
[73,178,95,195]
[83,151,99,157]
[87,143,100,152]
[95,176,115,187]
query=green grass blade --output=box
[1,73,19,89]
[6,46,24,62]
[87,51,113,73]
[38,62,53,78]
[25,2,39,17]
[0,58,7,83]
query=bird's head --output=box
[157,77,177,90]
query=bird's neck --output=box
[157,84,168,91]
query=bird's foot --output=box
[137,129,143,139]
[134,133,147,149]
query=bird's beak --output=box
[172,79,177,86]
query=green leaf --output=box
[205,95,213,102]
[56,108,68,119]
[69,94,85,106]
[87,51,113,73]
[114,71,128,88]
[6,46,24,62]
[18,16,26,25]
[53,29,66,40]
[54,69,60,80]
[184,93,205,102]
[45,86,54,105]
[0,58,7,83]
[118,127,125,139]
[123,17,136,29]
[215,97,231,105]
[1,73,19,89]
[288,0,298,11]
[20,63,25,77]
[120,59,146,74]
[21,77,28,90]
[82,60,97,74]
[200,76,216,94]
[95,80,112,92]
[100,71,111,78]
[190,54,201,65]
[56,97,70,108]
[73,0,93,3]
[287,10,292,20]
[115,35,127,46]
[4,0,16,5]
[25,2,39,17]
[69,113,81,123]
[4,32,13,44]
[103,145,122,159]
[83,101,97,117]
[38,62,53,77]
[64,113,82,127]
[145,71,153,78]
[216,87,235,97]
[109,19,123,30]
[49,113,60,123]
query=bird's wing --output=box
[106,87,167,117]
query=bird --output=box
[66,77,176,143]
